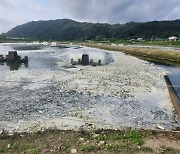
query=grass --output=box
[159,145,180,154]
[113,40,180,47]
[0,147,5,153]
[61,141,71,151]
[45,140,52,149]
[80,145,95,152]
[12,143,32,152]
[91,129,145,145]
[105,143,122,151]
[84,43,180,66]
[1,143,40,154]
[0,129,179,153]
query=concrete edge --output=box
[164,75,180,117]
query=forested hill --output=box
[5,19,180,41]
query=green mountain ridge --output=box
[5,19,180,41]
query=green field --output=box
[84,43,180,66]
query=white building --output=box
[168,36,177,41]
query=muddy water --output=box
[0,43,179,133]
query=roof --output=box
[168,36,177,40]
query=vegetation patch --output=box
[0,129,179,153]
[80,145,95,152]
[85,43,180,66]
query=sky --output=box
[0,0,180,33]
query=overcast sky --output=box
[0,0,180,33]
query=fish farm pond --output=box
[0,43,180,133]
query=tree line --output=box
[4,19,180,41]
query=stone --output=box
[93,134,100,138]
[79,137,84,141]
[98,141,106,146]
[71,148,78,153]
[156,125,165,130]
[7,144,11,149]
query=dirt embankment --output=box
[0,129,180,154]
[85,43,180,66]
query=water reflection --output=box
[168,73,180,98]
[13,45,43,51]
[5,61,28,70]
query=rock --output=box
[0,128,8,136]
[98,141,106,146]
[38,110,43,114]
[71,148,78,153]
[0,129,3,135]
[93,134,100,138]
[7,144,11,149]
[79,137,84,141]
[62,124,69,127]
[156,125,165,130]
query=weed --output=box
[78,128,91,139]
[12,143,33,152]
[141,146,154,153]
[111,130,144,145]
[61,141,70,151]
[0,147,5,153]
[94,128,104,134]
[105,144,122,151]
[81,145,94,152]
[124,130,144,145]
[159,145,178,154]
[31,148,39,154]
[92,134,108,141]
[45,140,52,149]
[93,130,145,145]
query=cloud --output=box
[0,0,65,33]
[53,0,180,23]
[0,0,179,33]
